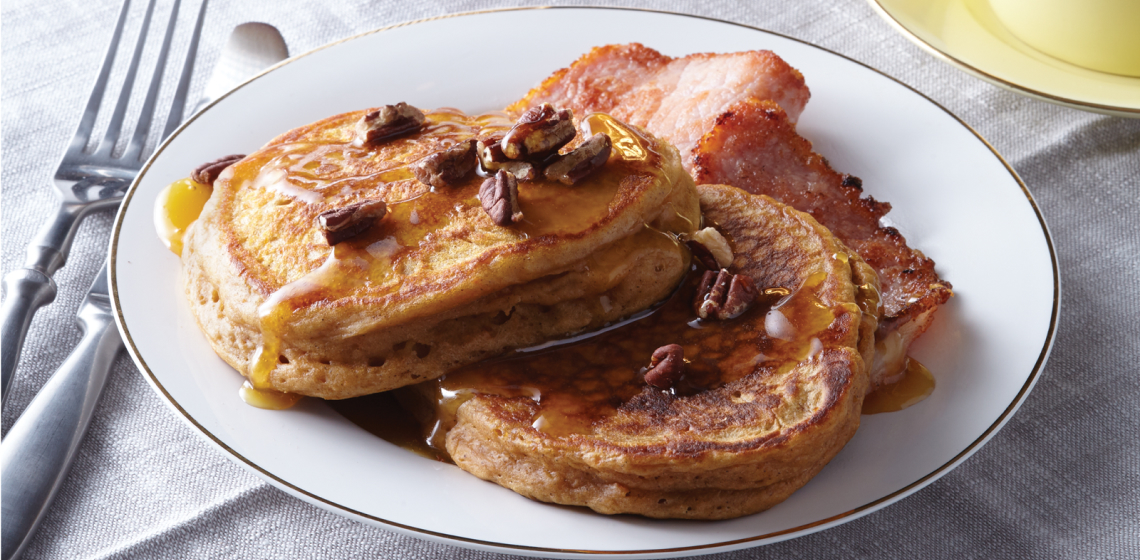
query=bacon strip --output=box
[691,99,952,383]
[508,43,811,171]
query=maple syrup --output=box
[238,380,303,410]
[240,111,663,393]
[160,108,670,410]
[154,177,212,256]
[373,263,838,459]
[327,391,447,461]
[861,357,935,414]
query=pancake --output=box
[182,109,699,399]
[399,184,879,519]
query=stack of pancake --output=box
[181,45,946,520]
[182,109,699,399]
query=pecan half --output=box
[694,269,758,320]
[689,227,733,268]
[413,140,476,188]
[478,170,522,226]
[318,199,387,245]
[501,103,575,160]
[477,136,508,165]
[191,154,244,186]
[357,102,426,144]
[644,344,685,390]
[544,132,612,185]
[685,240,719,270]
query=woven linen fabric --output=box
[2,0,1138,558]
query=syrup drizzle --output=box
[369,264,839,460]
[160,109,662,410]
[243,112,657,392]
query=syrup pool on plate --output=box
[154,175,306,410]
[154,177,212,256]
[862,357,936,414]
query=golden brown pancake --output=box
[182,109,699,399]
[399,184,879,519]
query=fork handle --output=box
[1,193,118,405]
[0,309,121,560]
[0,269,57,405]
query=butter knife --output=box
[0,261,117,560]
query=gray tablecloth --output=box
[3,0,1138,558]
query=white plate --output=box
[869,0,1140,118]
[110,7,1058,558]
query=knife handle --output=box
[0,195,109,407]
[0,269,57,406]
[0,308,121,560]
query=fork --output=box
[0,0,207,407]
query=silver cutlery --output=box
[0,262,118,560]
[0,2,288,558]
[197,22,290,112]
[0,0,207,405]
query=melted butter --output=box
[871,330,908,385]
[366,265,838,459]
[154,177,212,256]
[862,357,935,414]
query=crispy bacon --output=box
[512,44,953,387]
[691,99,953,384]
[508,43,811,171]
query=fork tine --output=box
[94,0,158,157]
[123,0,184,161]
[68,0,133,155]
[161,0,209,139]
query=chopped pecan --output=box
[191,154,244,186]
[644,344,685,390]
[478,170,523,226]
[413,140,476,188]
[694,269,758,320]
[478,136,539,181]
[497,161,538,182]
[689,227,733,268]
[501,103,575,160]
[544,132,612,185]
[357,102,426,144]
[477,136,508,165]
[685,240,719,270]
[318,199,387,245]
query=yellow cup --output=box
[989,0,1140,76]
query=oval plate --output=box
[110,7,1058,558]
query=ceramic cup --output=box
[989,0,1140,77]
